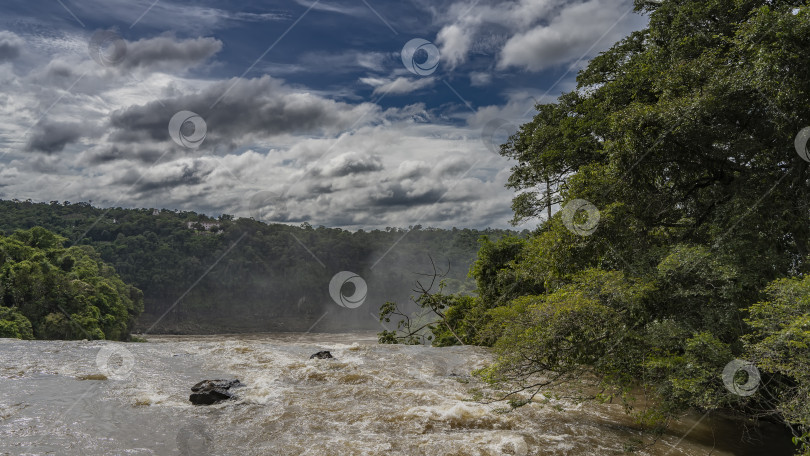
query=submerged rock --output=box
[309,350,334,359]
[189,379,243,405]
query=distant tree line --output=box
[0,199,517,334]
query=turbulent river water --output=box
[0,332,795,455]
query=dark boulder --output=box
[189,379,244,405]
[309,350,334,359]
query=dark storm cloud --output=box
[313,154,383,177]
[121,36,223,71]
[306,182,335,195]
[25,121,84,153]
[108,75,373,147]
[84,145,167,165]
[331,159,382,176]
[116,161,212,193]
[367,182,447,207]
[0,31,23,61]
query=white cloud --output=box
[369,77,436,95]
[436,24,473,69]
[469,71,492,87]
[498,0,646,71]
[0,0,651,230]
[430,0,647,72]
[0,32,516,230]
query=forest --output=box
[0,227,142,340]
[0,199,515,334]
[378,0,810,453]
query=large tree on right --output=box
[454,0,810,452]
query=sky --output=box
[0,0,648,230]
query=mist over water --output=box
[0,333,793,455]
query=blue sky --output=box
[0,0,648,229]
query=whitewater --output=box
[0,333,790,455]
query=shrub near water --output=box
[0,227,143,340]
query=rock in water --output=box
[309,350,333,359]
[189,379,243,405]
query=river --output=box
[0,333,795,455]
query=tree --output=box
[745,276,810,453]
[0,228,143,340]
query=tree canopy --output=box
[0,227,143,340]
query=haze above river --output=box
[0,333,792,455]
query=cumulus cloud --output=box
[25,121,85,153]
[316,152,383,177]
[81,144,167,165]
[431,0,557,69]
[107,75,378,149]
[123,158,214,194]
[431,0,646,72]
[0,0,649,230]
[436,24,473,69]
[120,36,223,72]
[0,31,24,61]
[498,0,644,71]
[365,76,436,95]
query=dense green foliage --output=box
[381,0,810,452]
[0,227,143,340]
[745,277,810,447]
[0,199,515,333]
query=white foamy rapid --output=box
[0,333,790,455]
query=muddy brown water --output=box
[0,333,796,455]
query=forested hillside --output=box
[0,227,142,340]
[0,199,516,333]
